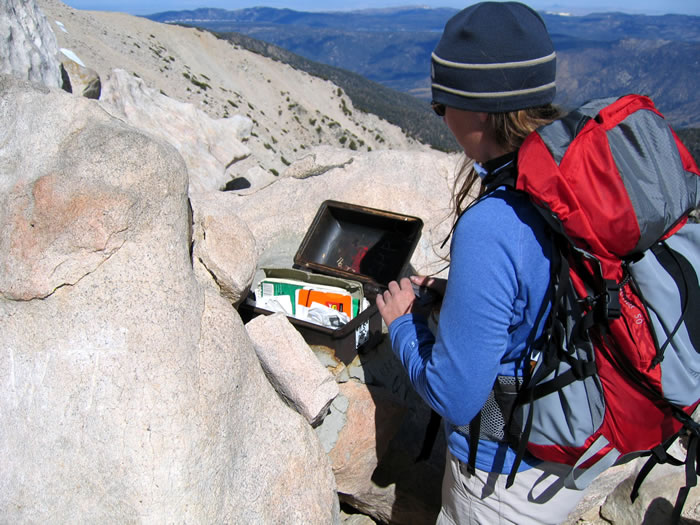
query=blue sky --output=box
[61,1,700,17]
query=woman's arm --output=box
[384,194,528,427]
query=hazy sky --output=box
[61,1,700,17]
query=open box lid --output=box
[293,200,423,289]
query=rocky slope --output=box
[37,0,423,189]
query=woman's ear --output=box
[477,112,489,124]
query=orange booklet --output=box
[297,289,353,317]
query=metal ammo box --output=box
[240,200,423,364]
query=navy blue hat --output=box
[431,2,556,113]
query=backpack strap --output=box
[630,434,685,502]
[467,412,481,474]
[415,409,442,462]
[506,384,537,488]
[507,235,604,487]
[505,242,563,487]
[674,431,700,524]
[466,217,600,485]
[564,435,621,489]
[630,422,700,523]
[438,152,518,251]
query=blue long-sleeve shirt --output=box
[389,188,553,473]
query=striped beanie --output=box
[431,1,556,113]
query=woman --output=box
[376,2,588,524]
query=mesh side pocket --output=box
[454,375,523,442]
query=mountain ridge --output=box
[213,29,457,151]
[145,6,700,132]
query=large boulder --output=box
[0,0,62,88]
[0,74,338,524]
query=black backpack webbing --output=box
[629,431,698,525]
[644,239,697,367]
[504,241,601,487]
[560,268,699,525]
[459,225,698,514]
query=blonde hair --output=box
[451,104,561,221]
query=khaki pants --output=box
[436,450,587,525]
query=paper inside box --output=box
[246,267,368,329]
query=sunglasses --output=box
[431,102,446,117]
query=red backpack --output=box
[467,94,700,519]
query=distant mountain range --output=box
[145,7,700,42]
[144,7,700,157]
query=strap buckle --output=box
[604,279,622,320]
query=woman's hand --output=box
[376,277,417,327]
[377,275,447,327]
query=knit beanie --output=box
[431,2,556,113]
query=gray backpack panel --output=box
[607,112,699,253]
[628,222,700,407]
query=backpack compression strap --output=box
[630,426,700,524]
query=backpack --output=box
[463,94,700,520]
